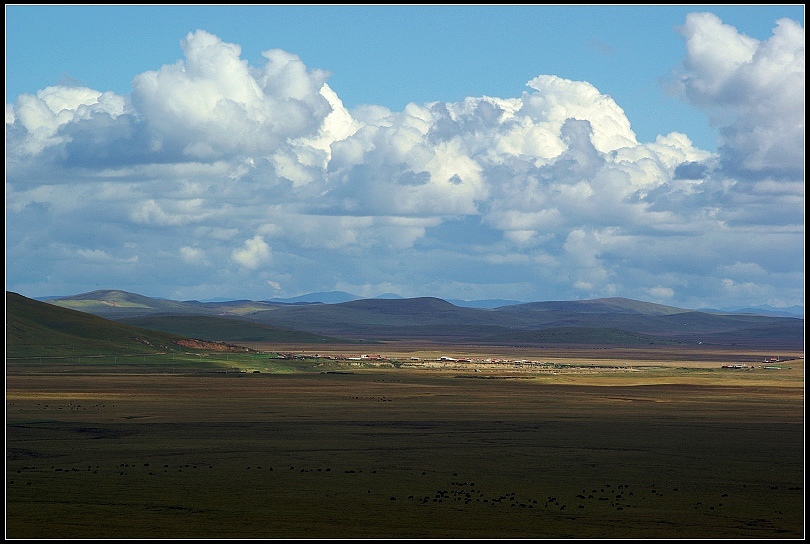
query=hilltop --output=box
[6,291,204,358]
[5,292,353,359]
[38,290,804,350]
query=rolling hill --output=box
[43,289,279,318]
[38,290,805,349]
[6,292,356,358]
[5,291,205,358]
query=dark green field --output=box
[5,349,804,539]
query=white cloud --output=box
[266,280,282,291]
[77,248,113,262]
[179,246,208,265]
[668,12,804,178]
[523,75,638,154]
[130,30,333,161]
[231,235,272,269]
[647,286,675,299]
[720,261,767,278]
[8,86,128,156]
[720,278,767,298]
[4,17,804,309]
[130,198,210,226]
[77,248,137,264]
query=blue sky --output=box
[5,5,805,310]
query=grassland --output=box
[5,343,804,539]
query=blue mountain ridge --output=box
[257,292,803,315]
[36,290,803,316]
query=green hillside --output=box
[46,289,206,318]
[45,289,282,319]
[6,291,198,358]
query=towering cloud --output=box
[5,16,804,309]
[668,12,804,179]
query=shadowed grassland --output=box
[5,349,804,539]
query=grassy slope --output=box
[46,289,211,318]
[6,292,195,357]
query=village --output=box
[270,351,656,374]
[265,351,801,375]
[721,356,798,370]
[274,351,573,371]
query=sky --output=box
[5,5,805,310]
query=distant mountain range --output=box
[259,291,523,309]
[36,289,803,316]
[238,290,806,316]
[28,289,804,350]
[697,304,804,318]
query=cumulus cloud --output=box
[231,235,272,269]
[131,30,333,160]
[667,12,804,179]
[7,86,128,160]
[5,16,804,309]
[179,245,208,265]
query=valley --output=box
[6,351,804,539]
[5,291,805,538]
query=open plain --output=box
[5,344,805,538]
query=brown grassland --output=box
[5,343,805,538]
